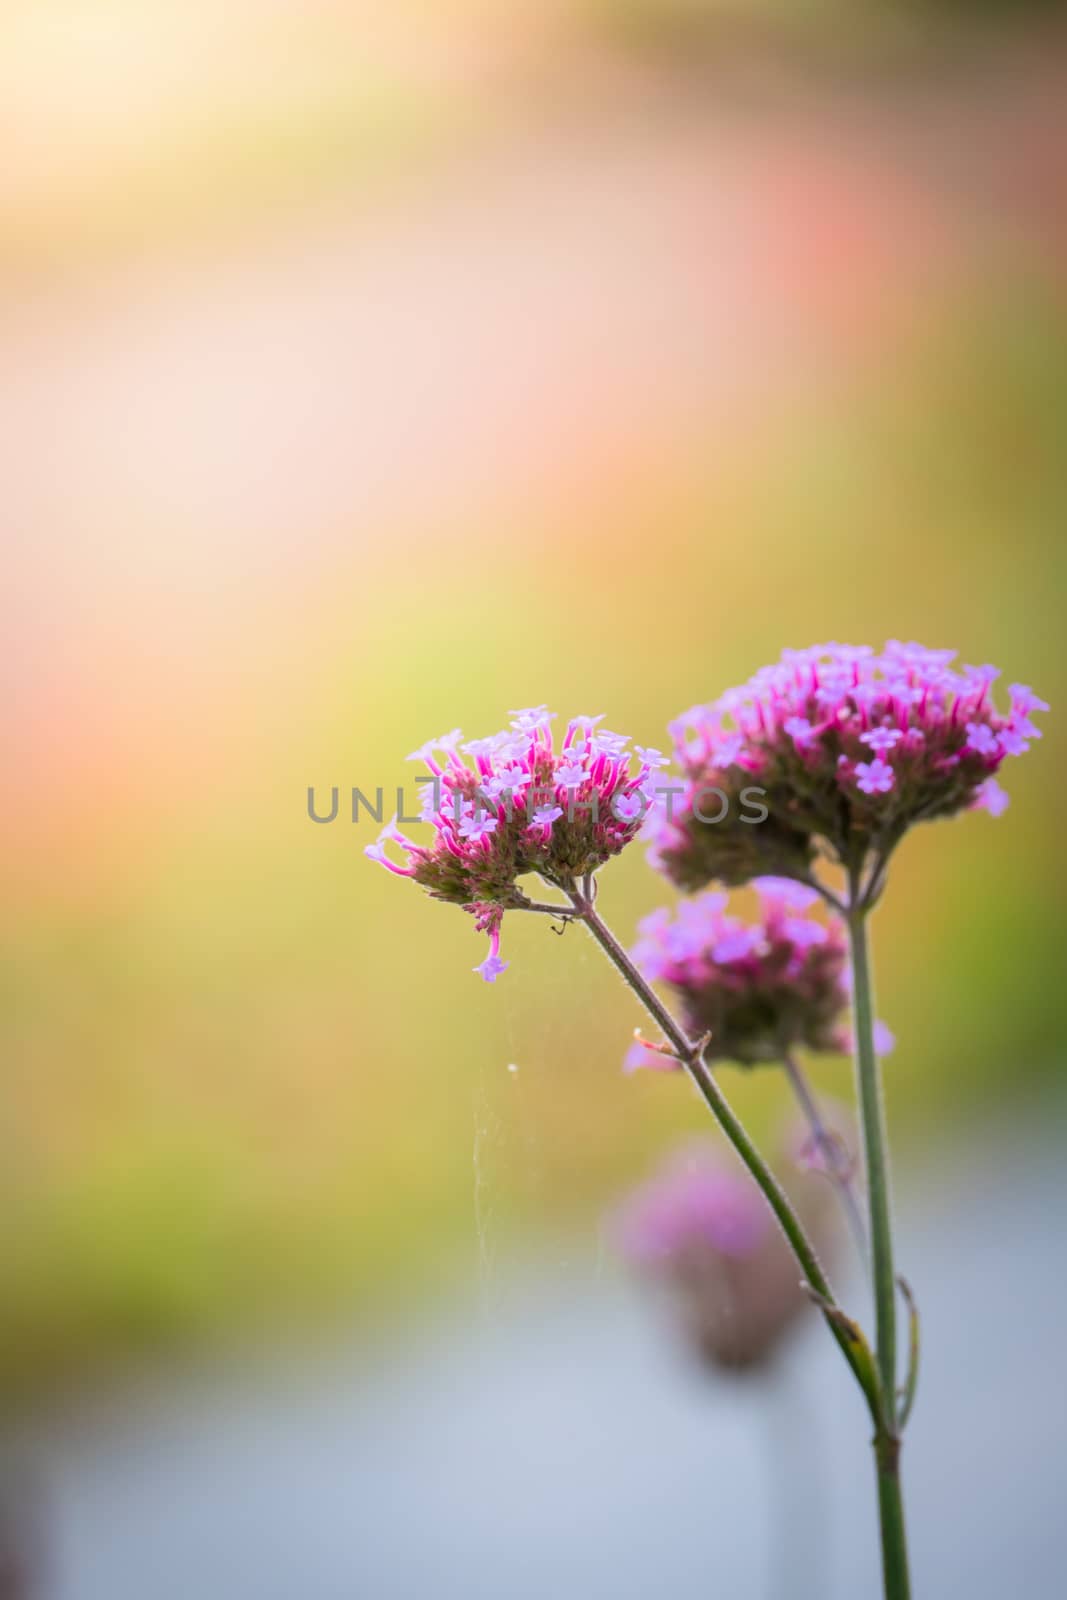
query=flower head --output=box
[369,713,654,976]
[629,881,849,1067]
[654,642,1047,895]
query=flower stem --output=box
[875,1435,910,1600]
[569,886,879,1418]
[846,896,911,1599]
[781,1048,868,1269]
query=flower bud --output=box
[611,1144,837,1372]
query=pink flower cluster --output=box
[611,1142,834,1370]
[651,642,1047,894]
[365,709,665,979]
[625,879,851,1068]
[612,1145,771,1267]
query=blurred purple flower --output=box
[611,1144,838,1371]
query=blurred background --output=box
[3,2,1066,1595]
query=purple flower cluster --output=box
[611,1143,833,1370]
[625,879,851,1068]
[612,1145,770,1266]
[650,642,1047,894]
[365,710,665,978]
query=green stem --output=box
[875,1435,910,1600]
[846,902,897,1411]
[847,896,911,1600]
[569,887,879,1418]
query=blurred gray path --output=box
[16,1112,1067,1600]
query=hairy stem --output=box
[569,885,879,1419]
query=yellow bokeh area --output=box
[3,1,1066,1395]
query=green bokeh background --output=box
[3,3,1065,1399]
